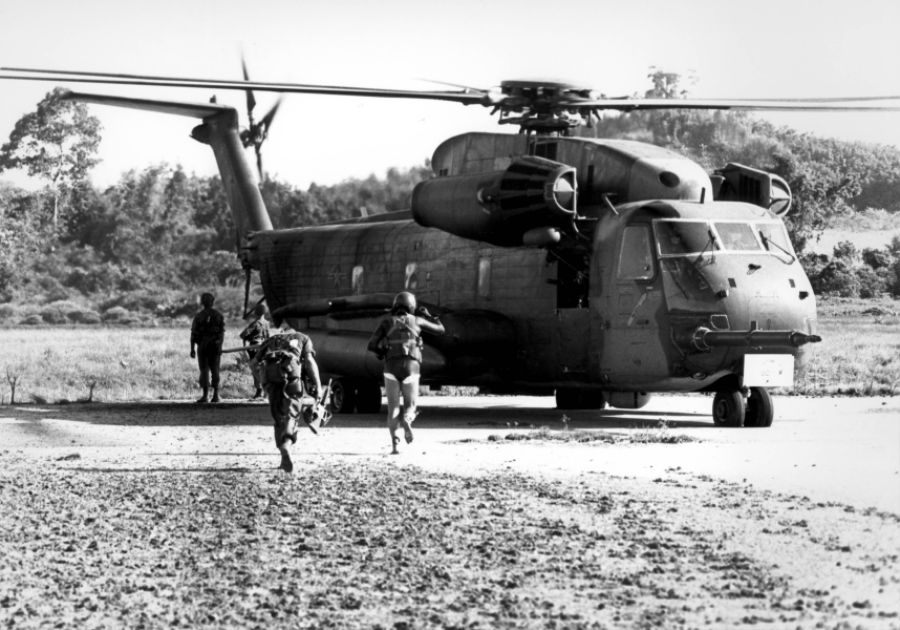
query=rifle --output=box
[221,344,262,354]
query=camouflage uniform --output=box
[240,312,270,397]
[190,294,225,403]
[254,330,322,472]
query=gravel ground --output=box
[1,399,899,629]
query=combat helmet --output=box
[392,291,416,314]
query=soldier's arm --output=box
[416,315,445,335]
[367,319,389,357]
[299,337,322,394]
[304,356,322,397]
[216,310,226,343]
[190,314,198,356]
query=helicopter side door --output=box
[553,248,591,379]
[600,223,669,386]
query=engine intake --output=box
[412,155,577,246]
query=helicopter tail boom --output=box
[61,90,273,265]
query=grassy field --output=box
[0,325,257,404]
[794,296,900,396]
[0,297,896,404]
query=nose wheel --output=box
[712,387,774,427]
[712,390,745,427]
[744,387,774,427]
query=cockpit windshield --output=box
[654,219,795,259]
[655,221,718,256]
[714,222,762,251]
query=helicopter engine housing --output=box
[412,155,577,246]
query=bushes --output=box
[101,305,139,325]
[804,240,900,299]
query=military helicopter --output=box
[3,66,899,426]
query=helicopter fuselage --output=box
[253,193,816,401]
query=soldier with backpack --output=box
[239,302,270,399]
[190,292,225,403]
[253,320,324,473]
[367,291,445,454]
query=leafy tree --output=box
[0,88,101,230]
[813,259,861,297]
[862,247,893,270]
[832,240,859,262]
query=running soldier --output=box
[367,291,445,454]
[254,321,324,473]
[190,292,225,403]
[239,302,270,399]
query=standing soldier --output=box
[239,302,270,399]
[190,292,225,403]
[254,320,324,473]
[367,291,445,454]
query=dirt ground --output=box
[1,395,898,629]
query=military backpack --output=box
[384,314,423,362]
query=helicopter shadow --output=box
[6,400,712,430]
[331,404,713,430]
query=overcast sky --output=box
[1,0,899,190]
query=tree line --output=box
[0,77,899,327]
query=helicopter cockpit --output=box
[653,218,795,258]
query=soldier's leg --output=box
[269,384,297,473]
[247,352,263,398]
[400,376,419,444]
[209,346,222,403]
[196,347,210,403]
[383,374,401,454]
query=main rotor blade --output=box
[0,67,490,106]
[567,97,900,112]
[5,67,900,113]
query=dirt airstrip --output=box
[1,395,898,629]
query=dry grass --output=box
[793,297,900,396]
[0,296,895,404]
[487,422,698,444]
[0,325,256,404]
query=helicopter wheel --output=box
[744,387,774,428]
[355,382,383,414]
[330,379,357,414]
[555,388,606,410]
[712,390,745,427]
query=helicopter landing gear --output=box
[328,378,383,414]
[744,387,774,428]
[555,388,606,410]
[712,390,745,427]
[330,378,357,414]
[355,382,383,414]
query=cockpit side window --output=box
[617,225,654,281]
[757,222,793,254]
[714,222,762,251]
[654,220,718,256]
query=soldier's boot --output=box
[390,434,400,455]
[196,386,209,404]
[210,388,220,403]
[279,442,294,473]
[252,387,263,399]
